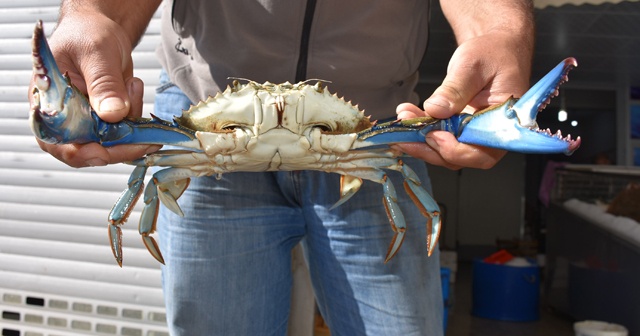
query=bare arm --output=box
[59,0,162,48]
[30,0,161,167]
[443,0,534,46]
[435,0,535,114]
[396,0,535,169]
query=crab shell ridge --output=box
[176,81,374,136]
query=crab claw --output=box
[354,58,581,157]
[456,58,581,155]
[30,20,100,145]
[29,21,200,149]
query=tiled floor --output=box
[446,262,575,336]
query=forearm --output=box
[59,0,162,47]
[440,0,535,51]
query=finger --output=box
[73,143,160,167]
[395,103,425,119]
[426,132,506,169]
[72,36,133,122]
[37,141,110,168]
[104,144,162,164]
[37,139,160,168]
[126,77,145,118]
[392,143,462,170]
[422,61,488,119]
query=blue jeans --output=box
[154,73,443,336]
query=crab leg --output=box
[322,148,402,208]
[329,164,440,262]
[107,161,196,265]
[381,175,407,263]
[108,166,147,267]
[330,175,364,210]
[137,175,190,265]
[138,178,163,264]
[399,162,441,256]
[337,168,408,262]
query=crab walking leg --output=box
[108,166,147,267]
[326,167,409,262]
[139,178,163,264]
[139,150,211,166]
[381,175,407,263]
[341,164,442,261]
[137,167,199,264]
[138,176,189,265]
[322,149,402,209]
[399,162,441,256]
[107,162,199,265]
[329,175,364,210]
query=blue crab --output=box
[29,21,580,266]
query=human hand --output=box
[395,31,533,170]
[29,14,159,168]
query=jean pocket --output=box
[156,70,179,94]
[154,70,192,119]
[156,81,178,94]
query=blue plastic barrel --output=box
[472,259,540,321]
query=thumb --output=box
[84,66,132,123]
[77,39,133,123]
[422,63,488,119]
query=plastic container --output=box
[472,259,540,321]
[574,320,628,336]
[441,267,451,333]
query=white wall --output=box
[0,2,169,335]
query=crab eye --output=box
[213,122,249,132]
[221,124,241,131]
[310,123,333,133]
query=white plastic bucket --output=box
[574,321,628,336]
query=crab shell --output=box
[180,80,374,135]
[167,80,382,172]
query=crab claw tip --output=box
[31,20,52,92]
[108,225,124,267]
[513,57,578,128]
[566,136,582,155]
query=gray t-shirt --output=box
[156,0,430,120]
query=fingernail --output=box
[128,78,143,97]
[424,96,449,109]
[99,97,127,113]
[85,158,108,167]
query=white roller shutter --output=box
[0,1,169,335]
